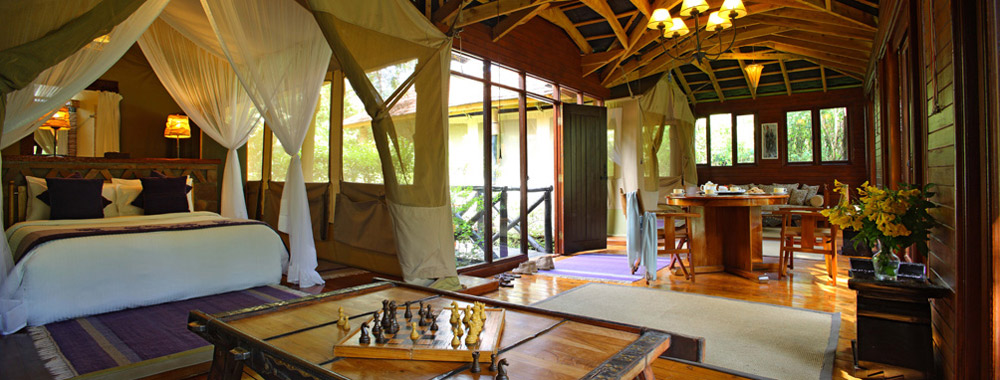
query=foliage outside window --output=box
[246,119,265,181]
[271,82,332,182]
[820,107,848,161]
[694,117,707,164]
[786,110,813,162]
[736,114,755,163]
[709,113,732,166]
[655,125,672,176]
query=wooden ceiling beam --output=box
[630,0,652,19]
[433,0,473,27]
[457,0,555,27]
[582,49,623,75]
[692,61,725,102]
[572,10,638,28]
[580,0,629,47]
[820,64,827,92]
[763,7,876,32]
[717,52,799,60]
[778,59,792,96]
[736,59,756,99]
[743,14,874,41]
[792,0,877,31]
[538,7,593,54]
[768,42,868,71]
[775,30,872,53]
[492,3,549,41]
[609,25,787,86]
[680,3,782,29]
[673,67,697,104]
[767,36,869,61]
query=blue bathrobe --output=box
[625,191,658,281]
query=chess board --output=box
[333,307,505,362]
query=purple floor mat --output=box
[538,253,671,282]
[32,285,303,377]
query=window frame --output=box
[781,106,851,165]
[695,112,758,167]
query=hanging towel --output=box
[625,191,659,281]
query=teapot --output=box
[700,181,718,194]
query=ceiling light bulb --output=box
[720,0,747,19]
[705,11,732,31]
[680,0,709,17]
[647,8,672,29]
[666,18,690,38]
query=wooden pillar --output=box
[884,49,901,189]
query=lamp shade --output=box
[646,8,672,29]
[40,107,70,130]
[705,11,732,31]
[666,18,690,38]
[680,0,709,17]
[720,0,747,19]
[164,114,191,139]
[744,63,764,90]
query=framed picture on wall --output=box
[761,122,779,159]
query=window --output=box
[246,119,265,181]
[694,117,707,164]
[820,107,848,161]
[342,78,383,183]
[655,125,672,176]
[786,110,813,162]
[271,82,332,182]
[736,114,755,163]
[709,113,732,166]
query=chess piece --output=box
[382,300,389,313]
[404,303,412,320]
[470,351,481,373]
[451,330,461,347]
[388,301,397,318]
[337,307,347,328]
[495,358,509,380]
[430,317,439,331]
[450,308,460,325]
[358,322,370,344]
[374,329,387,344]
[465,327,479,345]
[418,301,425,318]
[389,316,400,334]
[425,305,433,320]
[343,318,350,331]
[409,322,420,341]
[372,314,383,336]
[454,324,464,337]
[488,353,498,372]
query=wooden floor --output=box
[1,248,926,380]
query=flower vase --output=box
[872,250,900,281]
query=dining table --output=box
[666,193,790,280]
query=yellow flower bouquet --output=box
[821,181,940,280]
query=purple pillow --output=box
[45,178,106,220]
[130,171,192,209]
[138,177,190,215]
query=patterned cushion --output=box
[808,195,825,207]
[789,189,809,205]
[802,184,820,201]
[760,184,776,194]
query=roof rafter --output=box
[673,67,697,104]
[778,59,792,96]
[492,3,550,41]
[820,64,827,92]
[579,0,629,47]
[792,0,877,31]
[692,61,725,102]
[736,59,757,99]
[457,0,555,28]
[538,7,593,53]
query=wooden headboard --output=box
[1,155,223,227]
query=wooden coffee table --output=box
[667,194,789,280]
[188,281,698,380]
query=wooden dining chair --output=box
[618,189,701,281]
[774,208,840,283]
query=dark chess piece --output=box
[495,358,509,380]
[382,299,389,313]
[374,329,388,344]
[470,351,481,373]
[488,353,497,372]
[429,316,439,331]
[389,316,400,334]
[418,301,425,318]
[358,322,371,344]
[404,302,413,320]
[388,301,397,318]
[372,314,383,336]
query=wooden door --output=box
[561,103,607,253]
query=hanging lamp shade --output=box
[720,0,747,19]
[744,63,764,90]
[39,107,71,130]
[164,114,191,139]
[647,8,672,29]
[705,11,732,31]
[680,0,709,17]
[666,18,690,38]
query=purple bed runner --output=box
[29,284,304,378]
[538,253,672,282]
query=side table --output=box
[847,259,949,375]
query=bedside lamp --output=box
[164,114,191,158]
[39,107,71,156]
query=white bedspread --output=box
[0,212,288,334]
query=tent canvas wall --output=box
[606,73,697,235]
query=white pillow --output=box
[112,176,194,212]
[25,176,119,220]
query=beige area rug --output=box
[762,239,826,261]
[533,283,840,380]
